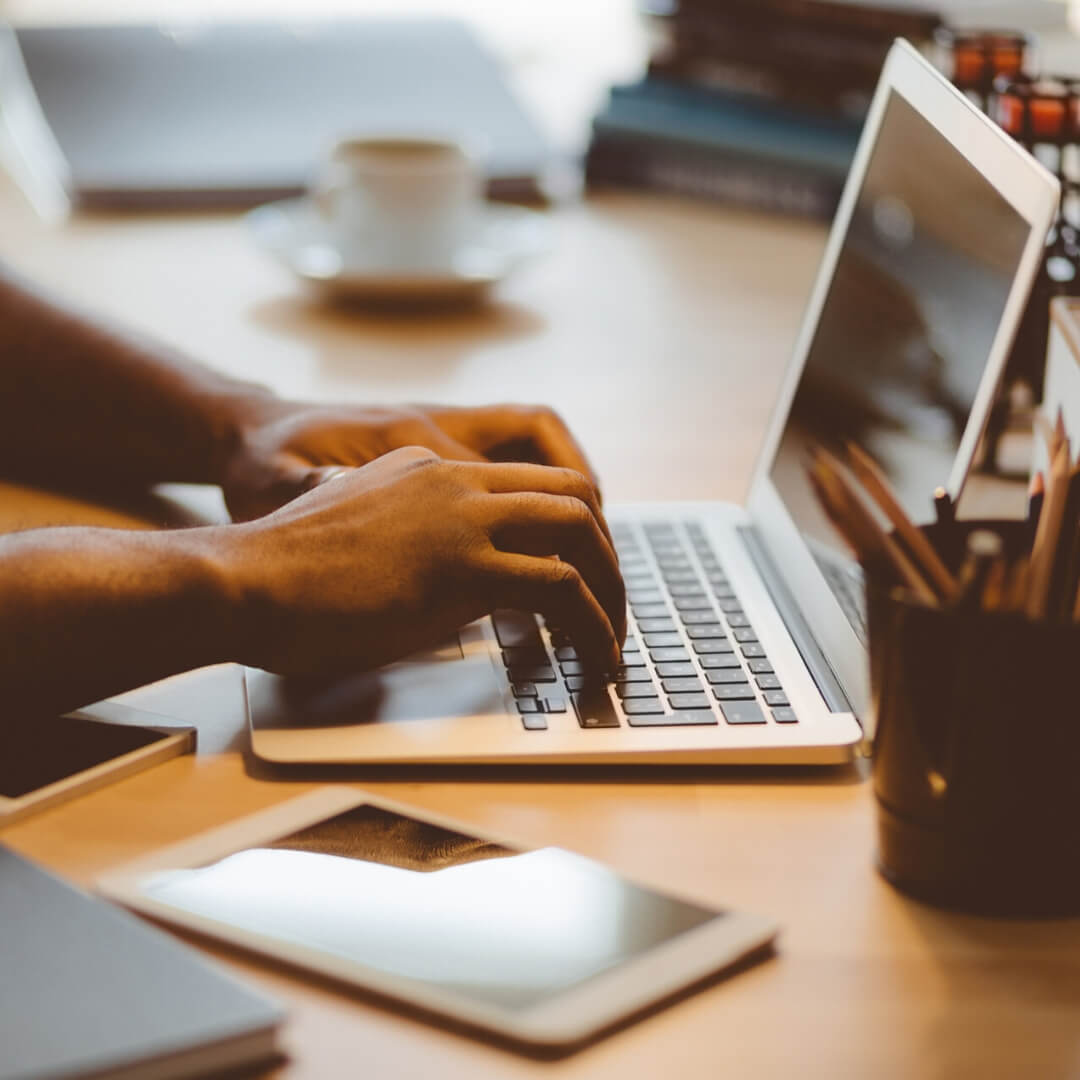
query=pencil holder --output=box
[867,520,1080,917]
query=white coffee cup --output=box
[312,136,482,271]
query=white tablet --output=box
[99,787,777,1053]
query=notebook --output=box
[0,847,284,1080]
[5,18,549,210]
[245,41,1057,767]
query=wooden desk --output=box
[1,168,1079,1080]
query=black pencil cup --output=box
[867,520,1080,917]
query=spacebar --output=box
[572,688,620,728]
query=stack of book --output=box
[586,0,944,219]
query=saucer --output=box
[247,197,549,302]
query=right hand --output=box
[217,447,625,676]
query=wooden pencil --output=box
[844,441,959,603]
[809,456,938,605]
[1026,442,1070,619]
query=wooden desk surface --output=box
[1,167,1079,1080]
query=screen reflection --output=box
[769,90,1030,632]
[141,805,720,1011]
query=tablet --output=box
[99,788,777,1053]
[1,702,195,827]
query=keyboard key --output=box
[541,695,568,713]
[712,683,755,701]
[644,632,682,648]
[712,585,737,600]
[521,713,548,730]
[764,690,790,707]
[733,628,759,642]
[624,575,659,591]
[681,610,719,625]
[628,710,718,727]
[748,659,774,674]
[656,661,696,678]
[656,556,692,570]
[673,595,712,611]
[687,625,727,639]
[620,651,646,667]
[615,665,654,682]
[755,674,782,690]
[616,681,660,699]
[772,707,798,723]
[668,583,705,596]
[706,668,750,684]
[668,692,711,710]
[512,683,539,697]
[492,610,544,649]
[502,646,547,667]
[621,697,665,715]
[508,665,556,683]
[627,589,664,605]
[554,646,577,662]
[650,646,690,663]
[637,618,677,633]
[573,690,621,728]
[725,612,751,627]
[661,569,699,584]
[631,603,669,619]
[622,637,641,654]
[740,643,767,658]
[516,698,542,713]
[693,638,734,654]
[559,660,585,676]
[720,699,766,725]
[705,570,729,584]
[565,675,587,692]
[716,598,745,613]
[661,678,704,694]
[699,653,742,669]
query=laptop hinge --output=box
[737,524,853,717]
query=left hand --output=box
[220,400,601,521]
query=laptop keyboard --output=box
[495,520,799,731]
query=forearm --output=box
[0,526,235,720]
[0,261,284,491]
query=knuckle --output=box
[394,445,440,466]
[549,559,584,595]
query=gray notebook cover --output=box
[0,846,283,1080]
[13,18,550,207]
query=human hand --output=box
[220,400,600,521]
[217,446,625,675]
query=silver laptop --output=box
[247,41,1057,766]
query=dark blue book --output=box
[586,78,862,218]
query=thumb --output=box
[224,451,329,521]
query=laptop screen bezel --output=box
[746,39,1059,733]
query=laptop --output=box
[246,41,1058,767]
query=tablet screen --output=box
[137,804,722,1011]
[1,713,170,798]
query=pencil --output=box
[843,442,959,603]
[1026,442,1070,620]
[809,456,938,605]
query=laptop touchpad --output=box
[246,638,507,734]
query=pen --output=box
[933,486,955,530]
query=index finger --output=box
[432,404,602,498]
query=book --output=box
[586,78,859,219]
[587,135,844,219]
[1,847,284,1080]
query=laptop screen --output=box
[767,89,1031,636]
